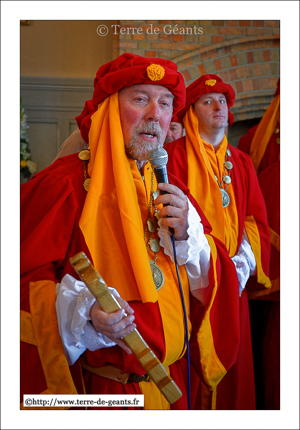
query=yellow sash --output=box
[183,106,239,256]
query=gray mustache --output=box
[134,122,163,141]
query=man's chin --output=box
[212,122,227,130]
[125,137,164,161]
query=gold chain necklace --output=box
[214,146,233,208]
[79,149,91,191]
[143,169,165,291]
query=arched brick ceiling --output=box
[173,34,280,122]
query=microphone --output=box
[148,147,174,235]
[148,148,169,195]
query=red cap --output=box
[170,113,183,126]
[76,53,186,143]
[178,73,236,123]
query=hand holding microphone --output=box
[148,148,189,241]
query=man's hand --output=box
[154,183,189,241]
[90,291,136,355]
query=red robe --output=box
[165,137,271,409]
[20,153,239,410]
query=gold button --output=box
[78,149,90,161]
[274,128,280,134]
[276,138,280,145]
[83,178,91,191]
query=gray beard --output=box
[125,122,164,162]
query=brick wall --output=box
[114,20,279,60]
[112,20,280,145]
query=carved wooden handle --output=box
[70,251,182,405]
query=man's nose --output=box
[145,101,160,121]
[214,101,222,110]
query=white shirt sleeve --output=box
[231,228,257,296]
[55,274,117,366]
[157,198,211,304]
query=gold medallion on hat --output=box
[205,79,217,86]
[147,64,165,81]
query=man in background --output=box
[164,114,184,143]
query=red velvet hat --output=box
[170,113,183,126]
[178,73,236,125]
[76,53,186,143]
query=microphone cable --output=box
[170,228,191,411]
